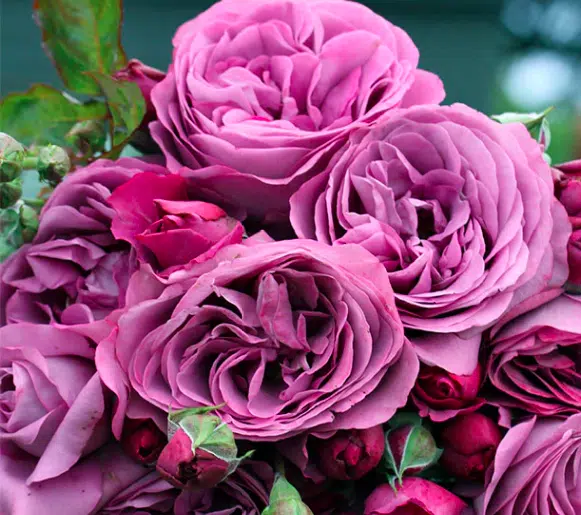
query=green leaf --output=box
[33,0,126,95]
[87,73,146,158]
[0,85,108,148]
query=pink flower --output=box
[108,172,244,275]
[291,104,571,374]
[439,413,503,481]
[554,159,581,289]
[151,0,444,222]
[488,293,581,418]
[0,158,167,338]
[0,324,110,484]
[120,418,166,465]
[364,477,467,515]
[96,240,418,441]
[475,414,581,515]
[412,363,484,422]
[0,442,177,515]
[315,425,385,480]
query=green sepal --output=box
[262,474,314,515]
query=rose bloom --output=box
[364,478,467,515]
[0,324,110,484]
[0,442,177,515]
[488,293,581,417]
[151,0,444,222]
[412,363,484,422]
[291,104,571,374]
[108,171,244,277]
[173,461,273,515]
[0,158,167,338]
[554,159,581,290]
[97,240,418,441]
[475,413,581,515]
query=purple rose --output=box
[412,363,484,422]
[291,104,571,374]
[0,442,177,515]
[488,293,581,418]
[364,478,467,515]
[554,159,581,290]
[0,158,167,338]
[151,0,444,222]
[97,240,418,440]
[108,171,244,276]
[173,461,273,515]
[0,324,110,484]
[475,414,581,515]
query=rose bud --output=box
[36,144,71,186]
[315,426,385,481]
[0,178,22,208]
[412,363,484,422]
[365,477,467,515]
[263,474,314,515]
[554,160,581,290]
[121,418,166,465]
[439,413,503,481]
[384,424,441,482]
[0,133,25,182]
[156,406,252,489]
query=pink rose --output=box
[291,104,571,374]
[314,425,385,480]
[364,478,467,515]
[0,442,177,515]
[173,461,273,515]
[554,159,581,289]
[97,240,418,440]
[0,158,167,338]
[488,293,581,418]
[439,413,503,481]
[0,324,110,484]
[151,0,444,222]
[412,363,484,422]
[475,414,581,515]
[108,171,244,276]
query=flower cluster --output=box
[1,0,579,514]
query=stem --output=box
[274,453,286,476]
[21,157,38,170]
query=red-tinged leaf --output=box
[0,84,108,147]
[87,72,146,158]
[34,0,127,95]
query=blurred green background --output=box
[1,0,580,161]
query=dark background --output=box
[2,0,580,160]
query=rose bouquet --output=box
[0,1,579,514]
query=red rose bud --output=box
[114,59,165,128]
[121,418,166,465]
[412,363,484,422]
[384,424,441,482]
[554,160,581,290]
[439,413,503,481]
[262,474,314,515]
[316,426,385,480]
[156,406,252,489]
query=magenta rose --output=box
[0,442,177,515]
[364,478,467,515]
[412,363,484,422]
[120,417,166,465]
[0,158,167,338]
[554,159,581,290]
[173,461,273,515]
[475,414,581,515]
[439,413,503,481]
[108,171,244,276]
[488,293,581,418]
[0,324,110,484]
[151,0,444,222]
[97,240,418,440]
[291,104,571,374]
